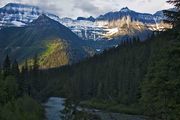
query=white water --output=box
[44,97,65,120]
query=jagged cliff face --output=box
[96,7,164,24]
[101,16,150,40]
[95,16,171,40]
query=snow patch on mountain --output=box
[11,21,26,27]
[106,28,119,36]
[0,3,60,27]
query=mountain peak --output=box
[77,16,95,22]
[38,14,50,19]
[30,14,57,26]
[120,7,131,12]
[4,3,39,9]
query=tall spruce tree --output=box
[2,55,11,78]
[164,0,180,26]
[21,60,31,95]
[31,54,40,94]
[33,54,39,72]
[12,60,20,78]
[12,60,21,96]
[167,0,180,8]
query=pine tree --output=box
[31,54,40,94]
[4,76,18,102]
[12,60,21,96]
[0,73,6,104]
[21,60,31,95]
[12,60,20,78]
[164,0,180,26]
[32,54,39,72]
[167,0,180,8]
[2,55,11,78]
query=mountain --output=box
[0,3,60,28]
[97,7,160,23]
[94,7,172,39]
[0,3,172,61]
[77,16,96,22]
[61,7,171,41]
[0,14,89,68]
[0,3,171,41]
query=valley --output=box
[0,1,179,120]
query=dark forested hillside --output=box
[140,29,180,119]
[36,26,180,119]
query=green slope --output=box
[0,15,88,68]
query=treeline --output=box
[0,55,44,120]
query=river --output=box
[44,97,65,120]
[44,97,146,120]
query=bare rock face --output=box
[100,16,171,40]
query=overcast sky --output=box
[0,0,173,18]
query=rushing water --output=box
[44,97,65,120]
[44,97,146,120]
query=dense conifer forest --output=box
[35,2,180,118]
[0,55,44,120]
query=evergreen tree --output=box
[4,76,18,103]
[140,29,180,120]
[11,60,20,78]
[164,0,180,26]
[167,0,180,8]
[11,60,22,97]
[0,57,44,120]
[0,74,6,105]
[2,55,11,78]
[33,54,39,72]
[32,54,40,93]
[21,60,31,96]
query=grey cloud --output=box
[73,0,100,16]
[36,1,63,15]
